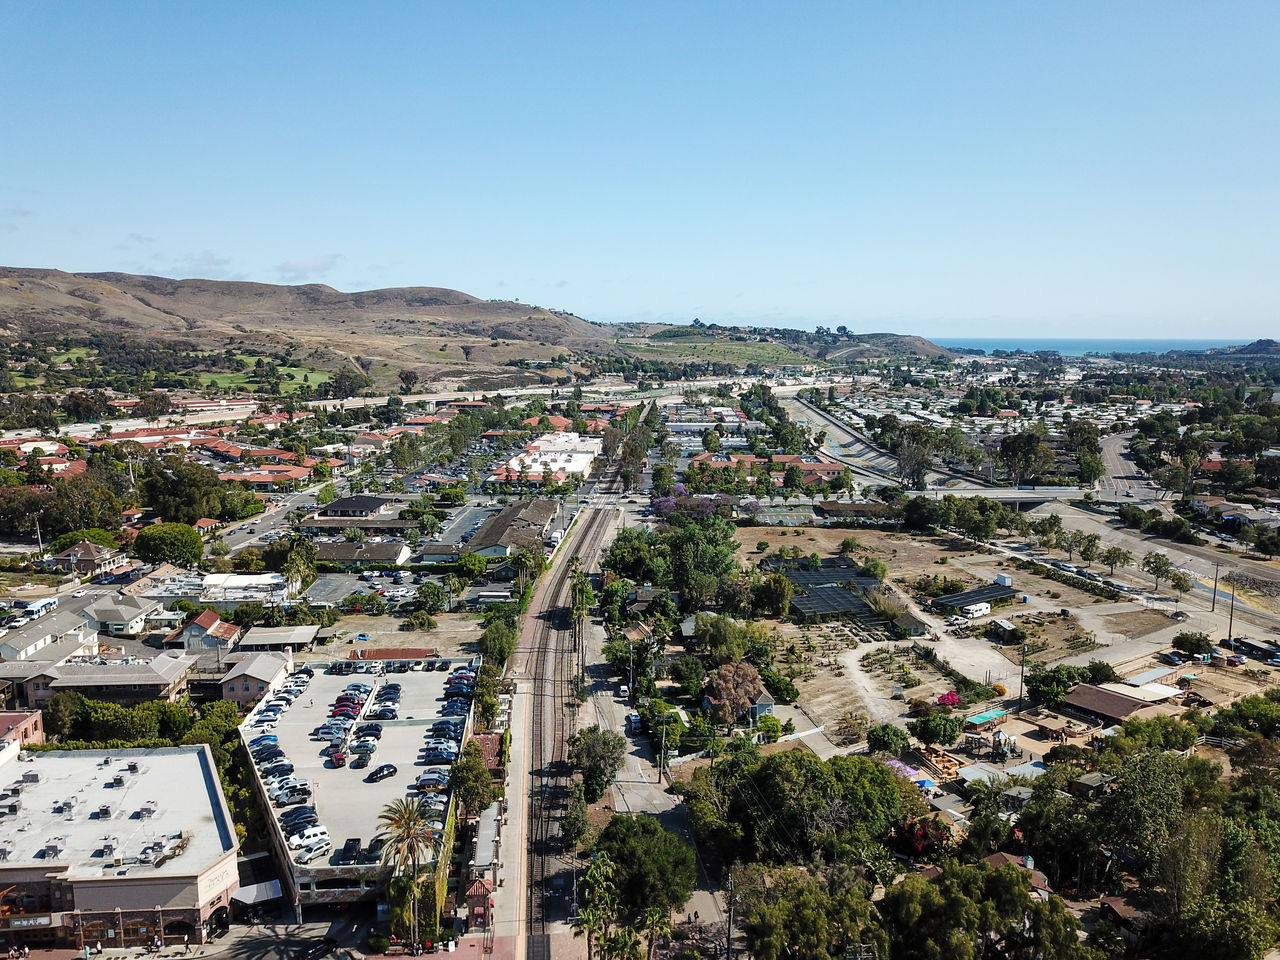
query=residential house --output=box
[162,609,242,653]
[23,651,198,706]
[80,595,164,636]
[220,651,292,710]
[49,540,129,577]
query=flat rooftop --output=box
[242,661,468,878]
[0,745,237,880]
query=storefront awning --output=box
[231,880,282,905]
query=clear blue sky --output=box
[2,2,1277,338]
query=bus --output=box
[13,597,58,618]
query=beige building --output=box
[0,745,238,948]
[220,652,292,710]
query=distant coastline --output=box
[930,337,1247,357]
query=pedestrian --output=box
[96,942,103,956]
[21,948,28,959]
[183,934,190,954]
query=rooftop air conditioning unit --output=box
[43,838,64,859]
[139,801,158,819]
[97,804,112,820]
[20,771,39,784]
[112,774,125,787]
[126,761,140,773]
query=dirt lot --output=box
[298,611,483,666]
[0,572,66,598]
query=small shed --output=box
[964,708,1008,732]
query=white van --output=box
[287,826,330,850]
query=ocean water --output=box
[931,337,1248,356]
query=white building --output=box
[492,432,603,486]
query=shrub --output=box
[992,683,1007,696]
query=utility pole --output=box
[1210,560,1223,613]
[658,723,665,784]
[1227,575,1237,646]
[726,871,736,960]
[1016,643,1028,716]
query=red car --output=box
[331,750,347,767]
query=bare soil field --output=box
[300,611,482,666]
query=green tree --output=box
[1099,545,1134,576]
[561,779,590,849]
[1173,631,1213,657]
[1141,550,1176,593]
[859,557,888,581]
[753,573,794,618]
[1170,569,1194,607]
[133,522,203,567]
[866,723,910,757]
[377,797,441,940]
[47,527,118,554]
[668,655,706,699]
[906,712,963,748]
[456,552,487,580]
[756,714,782,743]
[593,814,697,919]
[449,739,497,821]
[316,482,339,505]
[478,620,517,666]
[415,582,448,615]
[568,724,627,802]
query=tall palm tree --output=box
[514,549,537,593]
[443,574,463,612]
[378,797,441,940]
[573,903,607,960]
[641,906,671,960]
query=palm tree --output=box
[514,549,538,593]
[378,797,441,941]
[641,906,671,960]
[443,574,463,612]
[573,903,608,960]
[605,927,644,960]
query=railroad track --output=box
[525,506,613,959]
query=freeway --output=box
[778,395,1088,503]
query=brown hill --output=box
[0,267,618,387]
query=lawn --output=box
[199,355,334,394]
[622,337,813,365]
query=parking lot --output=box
[241,658,475,885]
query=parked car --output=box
[1227,654,1248,666]
[338,838,362,865]
[350,753,371,770]
[280,805,317,825]
[295,839,333,865]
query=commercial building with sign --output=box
[0,745,238,949]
